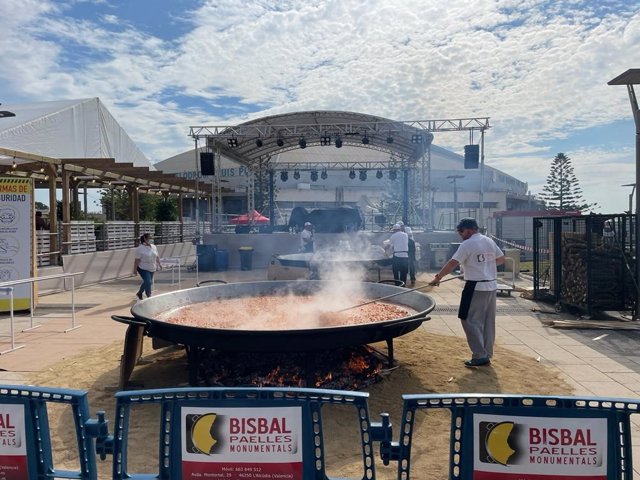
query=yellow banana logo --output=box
[485,421,515,466]
[191,413,218,455]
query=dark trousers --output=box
[392,256,409,286]
[408,239,416,282]
[137,267,155,298]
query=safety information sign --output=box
[0,177,33,311]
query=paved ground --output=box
[1,266,640,473]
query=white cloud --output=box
[2,0,640,212]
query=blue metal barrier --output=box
[382,393,637,480]
[0,384,108,479]
[103,387,378,480]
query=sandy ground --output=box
[29,325,572,479]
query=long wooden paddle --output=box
[336,275,464,313]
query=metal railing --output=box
[0,287,23,354]
[0,272,84,354]
[159,253,200,289]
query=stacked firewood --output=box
[560,233,630,311]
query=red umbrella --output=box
[229,210,270,225]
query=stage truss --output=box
[189,111,490,231]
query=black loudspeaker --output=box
[464,144,479,169]
[200,152,215,175]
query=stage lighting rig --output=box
[310,170,318,182]
[321,169,328,180]
[335,137,343,148]
[293,169,300,180]
[280,171,288,182]
[298,138,307,149]
[320,135,331,146]
[389,169,397,181]
[376,169,383,179]
[359,170,367,181]
[227,137,239,148]
[348,168,356,179]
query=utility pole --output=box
[609,69,640,320]
[447,175,464,228]
[622,183,636,215]
[193,137,200,244]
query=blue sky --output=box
[2,0,640,212]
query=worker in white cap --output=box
[300,222,314,252]
[398,220,417,285]
[429,217,505,368]
[388,223,409,285]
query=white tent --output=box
[0,98,154,169]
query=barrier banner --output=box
[0,177,33,311]
[473,414,607,480]
[0,404,28,479]
[181,406,303,480]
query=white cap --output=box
[397,220,404,226]
[392,223,401,231]
[304,222,312,226]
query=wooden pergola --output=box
[0,146,204,255]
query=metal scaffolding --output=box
[189,112,490,231]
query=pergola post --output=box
[131,186,140,243]
[47,164,58,264]
[71,178,79,219]
[61,168,71,255]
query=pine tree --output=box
[539,153,597,211]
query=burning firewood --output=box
[198,346,384,390]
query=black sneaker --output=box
[136,292,143,300]
[464,357,491,367]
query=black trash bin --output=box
[238,246,254,271]
[197,244,217,272]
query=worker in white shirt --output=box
[429,218,505,367]
[398,220,417,285]
[300,222,314,252]
[389,223,409,286]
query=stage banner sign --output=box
[0,404,29,479]
[0,177,33,311]
[181,406,303,480]
[473,413,607,480]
